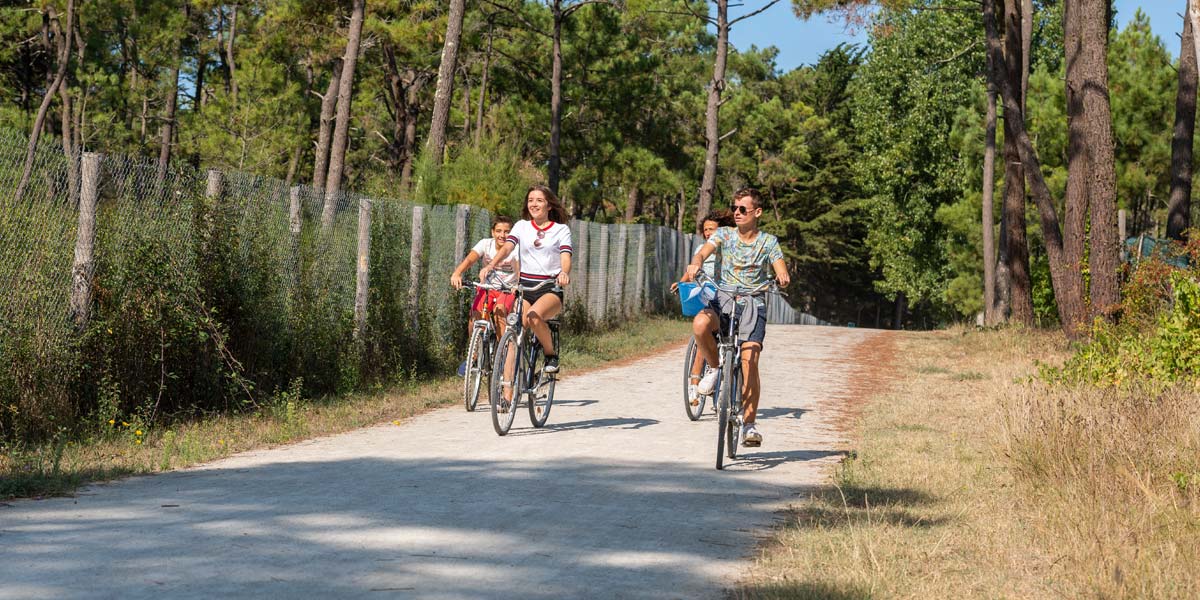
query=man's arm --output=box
[682,241,718,282]
[771,258,790,288]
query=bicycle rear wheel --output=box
[490,328,520,436]
[463,327,486,411]
[528,348,555,428]
[683,338,705,421]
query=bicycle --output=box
[460,278,508,412]
[693,270,782,470]
[489,279,561,436]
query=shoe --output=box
[697,367,720,396]
[457,360,468,377]
[742,423,762,447]
[543,354,559,373]
[688,383,700,406]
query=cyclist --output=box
[681,188,790,447]
[450,215,519,375]
[672,210,735,408]
[479,184,573,374]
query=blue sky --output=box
[730,1,1188,73]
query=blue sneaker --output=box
[457,360,468,377]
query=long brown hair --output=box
[522,184,571,223]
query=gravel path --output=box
[0,325,887,600]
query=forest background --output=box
[0,0,1191,328]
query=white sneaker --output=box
[742,423,762,447]
[697,367,720,396]
[687,383,700,406]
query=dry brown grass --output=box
[736,325,1200,599]
[1,316,690,500]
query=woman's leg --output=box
[525,293,563,355]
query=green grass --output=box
[1,315,689,500]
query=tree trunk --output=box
[312,58,342,190]
[14,1,74,203]
[696,0,729,232]
[982,49,998,325]
[1002,0,1034,325]
[625,186,641,223]
[1168,2,1196,241]
[158,5,186,184]
[549,5,566,194]
[1061,0,1089,332]
[475,18,495,146]
[226,3,239,107]
[60,72,79,206]
[1080,0,1120,320]
[427,0,466,166]
[322,0,365,227]
[987,0,1083,337]
[1021,0,1031,106]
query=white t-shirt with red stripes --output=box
[506,219,573,280]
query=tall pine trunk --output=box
[695,0,729,232]
[157,5,187,185]
[322,0,365,228]
[312,58,342,190]
[475,18,495,146]
[982,48,998,325]
[1168,3,1196,241]
[1001,0,1033,325]
[1080,0,1120,320]
[14,1,74,203]
[549,4,566,194]
[427,0,466,166]
[1061,0,1089,334]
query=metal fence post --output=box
[69,152,102,328]
[409,205,425,331]
[635,226,647,315]
[596,225,609,320]
[354,198,372,339]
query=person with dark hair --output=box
[681,187,790,447]
[451,215,519,375]
[673,209,736,406]
[480,185,573,373]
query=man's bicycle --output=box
[489,279,561,436]
[693,270,782,470]
[461,279,507,412]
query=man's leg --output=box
[740,342,762,423]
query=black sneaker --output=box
[543,354,559,373]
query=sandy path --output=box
[0,325,887,599]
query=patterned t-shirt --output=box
[706,227,784,288]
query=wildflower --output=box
[121,421,129,427]
[136,430,143,436]
[392,420,401,426]
[218,439,224,445]
[108,419,115,425]
[135,439,142,445]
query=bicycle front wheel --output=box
[715,351,732,470]
[464,327,486,411]
[490,328,520,436]
[683,337,704,421]
[528,349,555,428]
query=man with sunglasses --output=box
[681,187,790,447]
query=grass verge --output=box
[1,316,689,500]
[736,326,1200,599]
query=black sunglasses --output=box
[732,205,752,215]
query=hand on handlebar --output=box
[682,263,700,283]
[557,272,570,287]
[450,273,464,290]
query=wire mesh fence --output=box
[0,130,715,441]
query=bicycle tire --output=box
[528,348,555,428]
[463,327,486,412]
[490,328,520,436]
[726,359,742,459]
[715,350,732,470]
[683,338,705,421]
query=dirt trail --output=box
[0,325,890,599]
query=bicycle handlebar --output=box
[692,270,786,298]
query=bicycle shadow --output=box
[755,407,808,420]
[505,416,660,436]
[725,448,848,472]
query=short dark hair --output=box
[733,187,764,210]
[703,209,736,228]
[491,215,514,229]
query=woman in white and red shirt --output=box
[480,185,573,373]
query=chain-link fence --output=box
[0,129,720,441]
